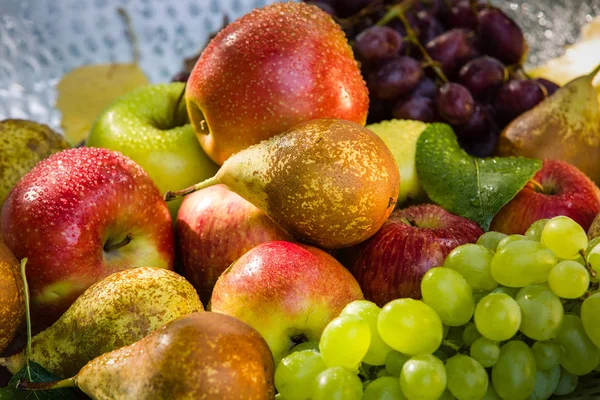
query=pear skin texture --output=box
[6,267,202,378]
[75,312,275,400]
[216,119,400,249]
[0,241,24,353]
[497,71,600,184]
[0,119,69,206]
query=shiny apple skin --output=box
[491,159,600,234]
[176,184,292,304]
[186,2,369,165]
[210,240,363,364]
[0,147,175,328]
[352,204,483,307]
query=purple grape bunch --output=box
[303,0,560,157]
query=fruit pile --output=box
[275,216,600,399]
[304,0,560,157]
[1,1,600,400]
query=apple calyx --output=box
[104,233,134,252]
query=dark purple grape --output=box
[458,56,506,98]
[368,57,423,100]
[171,71,190,83]
[456,103,491,139]
[435,82,474,124]
[494,79,546,122]
[386,19,407,38]
[335,0,375,18]
[306,1,336,16]
[392,96,437,122]
[412,77,437,98]
[367,97,393,124]
[535,78,560,96]
[445,0,478,29]
[459,129,499,158]
[354,26,403,62]
[426,29,478,77]
[416,11,444,43]
[477,8,526,65]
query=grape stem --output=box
[441,340,462,352]
[376,0,449,83]
[579,249,597,278]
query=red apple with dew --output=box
[491,159,600,234]
[186,2,369,165]
[0,147,175,328]
[352,204,483,307]
[210,240,363,364]
[176,184,293,304]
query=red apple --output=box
[210,240,363,363]
[491,159,600,234]
[186,2,369,165]
[351,204,483,306]
[0,147,175,327]
[176,184,293,304]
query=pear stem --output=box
[164,175,221,202]
[17,377,77,391]
[590,63,600,78]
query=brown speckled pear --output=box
[19,312,275,400]
[1,267,202,378]
[0,119,69,206]
[0,241,24,353]
[165,119,400,249]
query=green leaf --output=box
[0,362,76,400]
[416,123,542,230]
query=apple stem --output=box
[17,377,76,391]
[104,233,134,252]
[525,178,545,193]
[164,175,221,202]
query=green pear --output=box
[19,312,275,400]
[0,119,69,206]
[165,119,400,249]
[0,267,202,378]
[86,83,219,218]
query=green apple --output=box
[366,119,428,206]
[87,83,219,217]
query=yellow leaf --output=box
[56,63,149,145]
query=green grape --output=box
[472,290,490,304]
[289,340,320,354]
[275,350,326,400]
[515,285,564,341]
[541,216,588,259]
[319,315,370,370]
[462,322,482,346]
[311,366,363,400]
[341,300,392,366]
[491,286,520,298]
[585,237,600,282]
[385,351,410,377]
[482,385,502,400]
[497,234,528,250]
[580,293,600,350]
[438,390,457,400]
[526,364,560,400]
[421,267,475,326]
[548,260,590,299]
[491,240,557,287]
[377,368,391,378]
[443,324,450,339]
[552,368,578,396]
[470,337,500,368]
[554,314,600,375]
[477,231,507,251]
[525,219,548,241]
[362,376,406,400]
[443,244,498,291]
[378,299,443,356]
[474,293,521,341]
[400,354,446,400]
[445,354,488,400]
[531,342,561,371]
[492,341,537,400]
